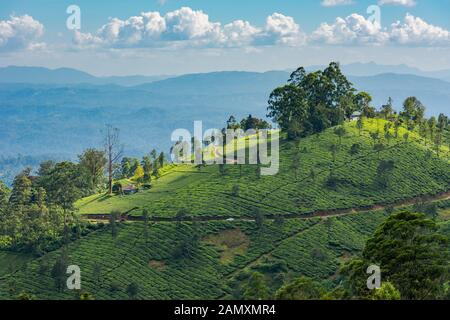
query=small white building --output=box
[350,111,362,121]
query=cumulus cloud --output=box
[311,12,450,47]
[72,8,450,50]
[263,13,305,46]
[311,14,389,45]
[390,13,450,45]
[0,15,45,52]
[378,0,417,7]
[73,7,304,49]
[321,0,354,7]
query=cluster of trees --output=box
[226,114,271,131]
[0,150,107,254]
[241,211,448,300]
[119,149,166,185]
[268,62,450,153]
[268,62,364,139]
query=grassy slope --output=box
[77,119,450,218]
[1,119,449,299]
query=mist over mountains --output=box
[1,62,449,184]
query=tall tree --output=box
[104,125,123,194]
[78,149,107,192]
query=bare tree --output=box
[104,125,123,194]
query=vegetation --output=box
[0,62,449,300]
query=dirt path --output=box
[83,189,450,223]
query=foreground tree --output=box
[242,272,269,300]
[341,211,448,299]
[275,277,324,300]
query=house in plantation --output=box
[123,184,138,195]
[350,111,362,121]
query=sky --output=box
[1,0,450,76]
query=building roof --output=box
[123,184,137,191]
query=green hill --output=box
[1,118,449,300]
[77,118,449,219]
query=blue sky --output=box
[1,0,450,75]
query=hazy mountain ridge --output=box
[0,66,171,86]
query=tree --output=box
[437,113,448,133]
[356,117,363,136]
[126,282,139,300]
[253,208,265,229]
[39,162,83,207]
[371,282,401,300]
[226,115,240,130]
[363,212,448,299]
[380,97,394,120]
[268,63,357,137]
[231,185,240,197]
[349,143,361,156]
[92,263,102,286]
[132,165,145,185]
[158,152,165,169]
[51,251,68,292]
[150,149,158,160]
[104,125,123,194]
[275,277,324,300]
[334,127,346,146]
[403,132,410,144]
[78,149,107,192]
[354,92,374,118]
[428,116,437,143]
[8,170,32,206]
[240,114,271,131]
[267,84,308,135]
[393,119,402,138]
[401,97,425,126]
[0,181,10,208]
[369,131,380,147]
[242,272,269,300]
[328,143,338,163]
[141,156,153,183]
[434,133,443,158]
[375,160,395,188]
[110,210,119,238]
[291,149,300,180]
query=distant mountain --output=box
[305,62,450,82]
[137,71,289,95]
[0,66,171,86]
[349,73,450,116]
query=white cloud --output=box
[0,15,45,52]
[390,13,450,45]
[321,0,354,7]
[378,0,417,7]
[263,13,305,46]
[311,12,450,47]
[72,8,450,50]
[311,13,389,45]
[73,7,303,49]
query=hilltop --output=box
[77,118,450,219]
